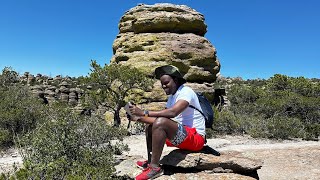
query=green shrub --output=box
[14,104,128,179]
[222,75,320,140]
[213,110,239,134]
[228,85,263,105]
[213,110,306,139]
[0,85,46,148]
[0,67,19,86]
[0,129,10,146]
[264,116,305,139]
[205,107,220,138]
[255,90,295,118]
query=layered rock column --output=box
[111,3,220,83]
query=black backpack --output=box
[189,92,214,129]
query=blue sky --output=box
[0,0,319,79]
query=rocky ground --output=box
[121,135,320,180]
[1,135,319,179]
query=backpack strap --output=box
[189,105,209,144]
[189,105,208,121]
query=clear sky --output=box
[0,0,319,79]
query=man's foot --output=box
[135,165,163,180]
[136,160,149,169]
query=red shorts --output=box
[166,125,205,151]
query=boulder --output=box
[157,172,256,180]
[59,87,69,94]
[59,81,70,87]
[68,91,78,106]
[114,149,262,179]
[112,3,220,83]
[44,89,55,96]
[60,93,69,102]
[30,85,44,97]
[119,3,207,36]
[160,149,263,173]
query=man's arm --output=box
[130,99,189,118]
[136,117,157,124]
[149,100,189,118]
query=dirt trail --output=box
[1,135,319,179]
[0,148,22,175]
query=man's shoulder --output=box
[180,85,195,93]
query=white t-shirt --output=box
[166,85,206,136]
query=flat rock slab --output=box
[115,148,262,179]
[160,149,263,173]
[157,172,256,180]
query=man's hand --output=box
[131,115,141,122]
[126,112,140,122]
[129,104,144,117]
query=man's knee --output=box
[152,117,171,129]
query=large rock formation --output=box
[20,73,85,108]
[111,3,220,83]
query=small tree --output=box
[0,67,19,87]
[267,74,290,91]
[83,60,153,126]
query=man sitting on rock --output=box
[128,65,206,180]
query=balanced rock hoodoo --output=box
[111,3,220,83]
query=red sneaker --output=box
[135,165,163,180]
[136,160,149,169]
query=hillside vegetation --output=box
[211,74,320,140]
[0,66,319,178]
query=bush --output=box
[264,116,304,139]
[0,85,46,148]
[213,110,239,134]
[13,104,128,179]
[228,85,263,105]
[0,67,19,86]
[213,111,306,139]
[220,75,320,140]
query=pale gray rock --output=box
[60,94,69,102]
[68,90,78,106]
[157,172,256,180]
[53,75,62,81]
[44,89,55,97]
[160,149,263,173]
[59,81,70,87]
[30,85,44,97]
[119,3,207,36]
[59,86,70,93]
[114,150,261,179]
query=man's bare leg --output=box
[150,117,178,167]
[145,124,153,162]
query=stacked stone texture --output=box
[111,3,220,83]
[19,73,84,107]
